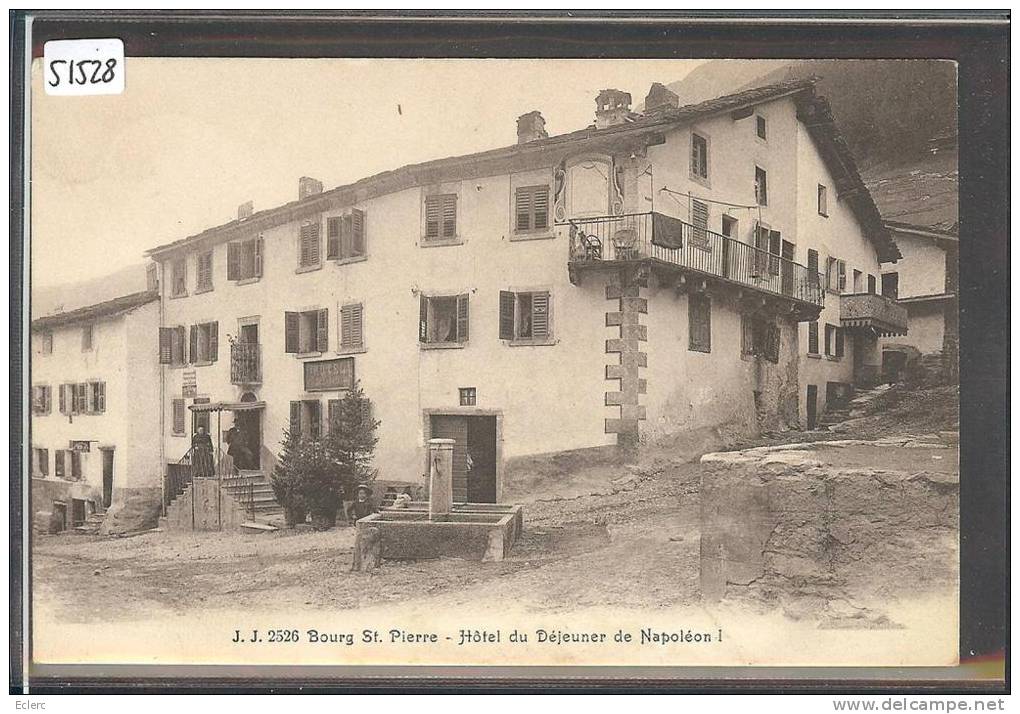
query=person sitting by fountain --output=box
[191,425,215,478]
[347,484,378,523]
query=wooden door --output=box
[806,385,818,430]
[430,415,469,503]
[101,448,114,509]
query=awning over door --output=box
[188,401,266,413]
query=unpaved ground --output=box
[32,384,958,625]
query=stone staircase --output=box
[73,509,106,535]
[818,383,894,431]
[158,470,283,531]
[220,471,284,520]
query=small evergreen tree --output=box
[324,380,380,501]
[271,428,336,527]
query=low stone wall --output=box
[699,438,958,621]
[163,479,248,531]
[99,487,162,535]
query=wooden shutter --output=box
[284,312,299,353]
[316,308,329,352]
[531,291,550,338]
[96,382,105,412]
[172,399,185,435]
[300,223,320,266]
[764,323,780,363]
[227,242,240,280]
[352,208,366,255]
[289,401,302,438]
[753,224,769,275]
[309,400,322,440]
[58,384,66,414]
[54,451,65,479]
[515,188,532,231]
[340,214,354,258]
[159,327,173,364]
[327,216,341,260]
[209,322,218,362]
[189,325,198,363]
[688,293,711,353]
[254,236,264,277]
[425,196,441,239]
[499,291,515,340]
[808,321,819,354]
[327,399,342,436]
[340,303,364,349]
[533,187,549,230]
[419,294,428,343]
[442,195,457,238]
[199,252,212,289]
[838,260,847,292]
[691,199,709,246]
[741,315,755,356]
[807,249,819,286]
[456,294,469,343]
[44,386,52,414]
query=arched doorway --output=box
[233,391,262,470]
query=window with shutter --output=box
[764,324,781,363]
[227,241,241,280]
[254,236,264,277]
[424,194,457,241]
[173,326,186,364]
[54,450,65,479]
[807,249,820,286]
[753,225,770,276]
[71,451,82,480]
[835,328,845,359]
[307,400,322,440]
[172,258,187,297]
[515,185,550,233]
[340,303,364,351]
[755,166,768,206]
[284,312,300,353]
[189,325,198,363]
[58,384,67,414]
[419,294,428,343]
[837,260,847,292]
[824,324,836,357]
[172,399,185,435]
[316,308,329,352]
[351,208,366,256]
[421,294,469,345]
[808,321,820,354]
[289,401,302,438]
[456,294,469,343]
[327,398,342,436]
[299,222,321,267]
[688,293,711,353]
[756,115,767,141]
[196,251,213,291]
[530,292,550,338]
[741,315,755,357]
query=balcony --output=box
[230,342,262,385]
[564,212,824,316]
[839,293,909,337]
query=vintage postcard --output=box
[26,53,964,674]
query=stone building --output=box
[144,78,901,504]
[30,289,162,531]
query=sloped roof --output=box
[31,290,158,331]
[863,149,959,235]
[146,78,894,261]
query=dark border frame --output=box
[10,10,1009,694]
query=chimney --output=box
[237,200,254,220]
[644,82,679,115]
[298,176,323,200]
[595,89,632,129]
[516,110,548,144]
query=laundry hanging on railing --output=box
[650,212,687,250]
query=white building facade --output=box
[146,80,900,502]
[30,291,161,530]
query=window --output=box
[688,293,711,353]
[41,331,53,354]
[73,383,88,414]
[285,309,328,354]
[867,274,877,294]
[189,321,219,363]
[690,199,709,248]
[196,251,213,292]
[721,215,738,238]
[54,450,65,480]
[82,323,94,351]
[419,294,469,345]
[32,385,51,415]
[499,290,551,342]
[690,133,709,180]
[339,303,365,352]
[817,184,828,216]
[298,221,322,268]
[289,399,322,441]
[756,115,767,140]
[882,272,900,300]
[853,269,863,293]
[326,209,367,261]
[33,448,49,478]
[171,258,187,297]
[146,263,159,292]
[326,397,372,437]
[70,450,82,481]
[159,326,188,365]
[807,249,820,286]
[754,166,768,206]
[424,194,458,241]
[824,324,845,359]
[514,185,550,233]
[826,257,846,293]
[88,381,106,414]
[172,399,186,435]
[741,315,780,363]
[227,236,264,281]
[459,387,477,406]
[808,321,820,355]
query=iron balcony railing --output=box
[230,342,262,384]
[566,212,824,307]
[840,292,909,335]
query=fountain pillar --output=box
[428,438,455,520]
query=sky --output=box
[30,58,706,290]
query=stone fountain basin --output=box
[356,503,524,562]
